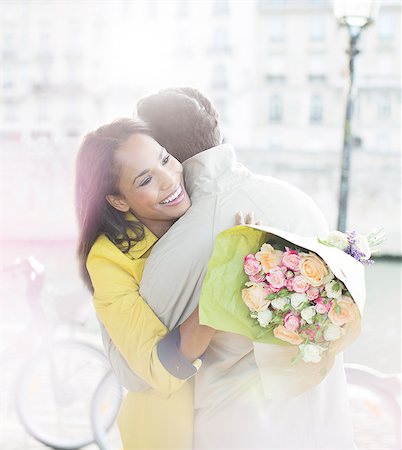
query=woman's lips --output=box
[160,184,185,206]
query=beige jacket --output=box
[140,145,354,449]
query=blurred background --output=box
[0,0,400,449]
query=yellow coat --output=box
[87,226,193,449]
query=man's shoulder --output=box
[250,172,310,197]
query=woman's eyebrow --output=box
[133,148,165,184]
[133,169,149,184]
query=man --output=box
[105,87,355,449]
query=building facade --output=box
[0,0,400,252]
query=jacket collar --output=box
[182,143,248,197]
[119,211,158,260]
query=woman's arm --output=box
[88,243,215,393]
[88,250,199,395]
[179,306,214,362]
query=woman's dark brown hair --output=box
[75,118,151,292]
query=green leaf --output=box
[291,352,303,365]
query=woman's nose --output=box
[160,169,177,190]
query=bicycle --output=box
[1,256,122,449]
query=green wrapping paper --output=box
[199,225,289,345]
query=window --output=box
[177,0,190,17]
[269,95,283,122]
[377,93,391,119]
[269,17,285,43]
[266,56,286,82]
[308,56,326,82]
[213,0,229,15]
[309,15,325,42]
[210,29,231,53]
[3,100,17,123]
[211,65,228,90]
[2,63,14,89]
[377,13,394,41]
[310,94,323,124]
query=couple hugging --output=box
[75,87,357,449]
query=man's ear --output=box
[106,194,130,213]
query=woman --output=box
[75,118,249,448]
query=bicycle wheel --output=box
[90,370,123,450]
[15,340,109,449]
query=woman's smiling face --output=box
[107,133,191,235]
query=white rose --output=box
[271,297,290,311]
[301,306,316,324]
[323,323,345,341]
[325,280,343,299]
[257,309,273,327]
[326,231,348,251]
[299,343,323,363]
[355,234,371,259]
[290,293,307,310]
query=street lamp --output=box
[332,0,380,232]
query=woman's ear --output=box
[106,194,130,213]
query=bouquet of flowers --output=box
[241,228,382,363]
[199,225,383,399]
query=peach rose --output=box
[299,252,333,287]
[273,325,304,345]
[255,244,283,273]
[242,284,270,312]
[328,296,358,327]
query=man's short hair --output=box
[136,87,222,162]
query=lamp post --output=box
[333,0,380,232]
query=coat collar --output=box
[182,143,248,197]
[118,211,158,260]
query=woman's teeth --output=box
[160,185,182,204]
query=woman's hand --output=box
[236,211,262,226]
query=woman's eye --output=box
[140,177,152,186]
[162,155,170,165]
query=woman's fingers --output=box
[236,211,262,226]
[245,211,254,225]
[236,211,245,225]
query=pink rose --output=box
[282,249,301,271]
[265,267,286,290]
[286,277,295,291]
[283,312,300,332]
[244,254,262,277]
[262,283,275,295]
[301,325,321,341]
[307,287,320,301]
[250,271,266,283]
[301,328,316,341]
[314,297,331,314]
[292,275,309,293]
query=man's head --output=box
[136,87,222,163]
